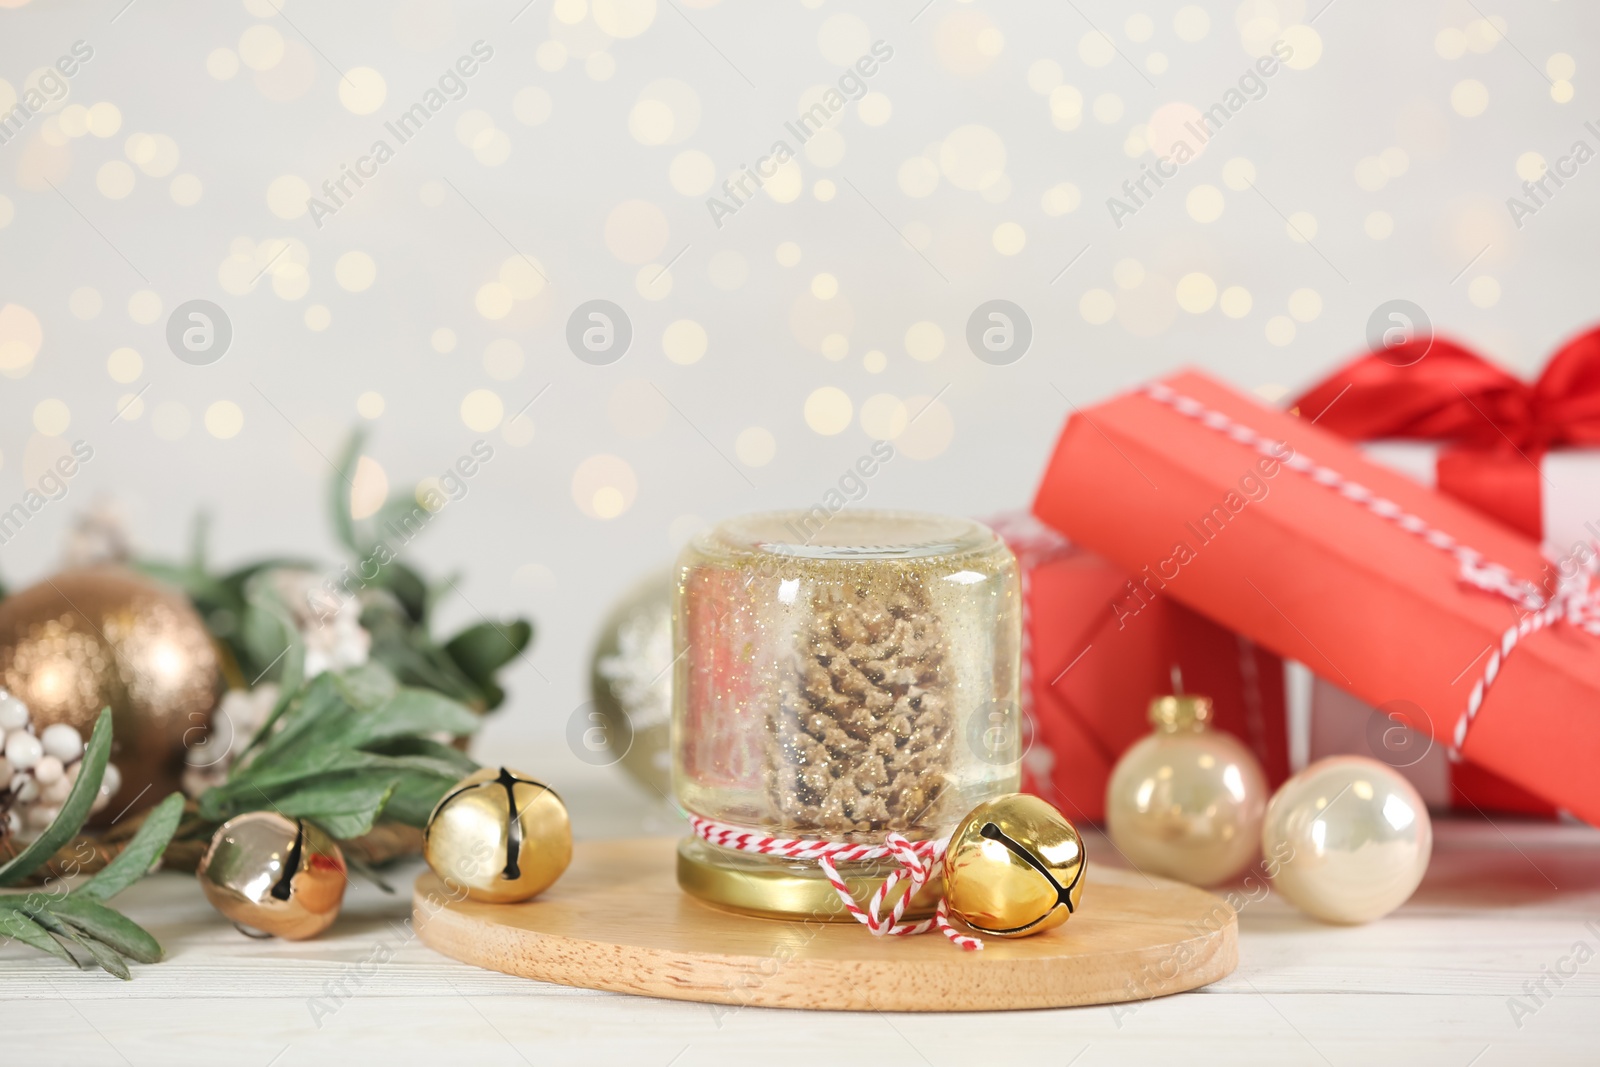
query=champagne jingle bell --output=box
[943,793,1086,938]
[196,812,347,940]
[424,767,572,903]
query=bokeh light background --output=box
[1,0,1595,825]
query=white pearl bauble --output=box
[39,723,83,763]
[1262,755,1432,924]
[0,692,29,731]
[14,777,39,803]
[4,730,42,771]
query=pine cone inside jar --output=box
[770,573,953,837]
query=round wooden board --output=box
[414,838,1237,1012]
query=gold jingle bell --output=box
[424,767,572,904]
[196,812,347,940]
[943,793,1087,938]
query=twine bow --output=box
[1557,567,1600,637]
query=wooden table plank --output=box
[3,815,1598,1064]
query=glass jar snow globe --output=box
[672,510,1021,920]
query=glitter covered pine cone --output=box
[771,581,954,837]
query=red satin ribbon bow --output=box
[1292,327,1600,540]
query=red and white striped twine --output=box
[689,816,983,950]
[1143,381,1600,758]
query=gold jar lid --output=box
[677,837,943,922]
[1148,694,1213,731]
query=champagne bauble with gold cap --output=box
[1105,691,1267,887]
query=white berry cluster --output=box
[269,568,372,679]
[181,683,279,798]
[0,688,120,840]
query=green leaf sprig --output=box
[197,664,480,839]
[329,430,532,711]
[0,709,186,979]
[135,428,535,711]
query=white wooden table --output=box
[4,772,1599,1066]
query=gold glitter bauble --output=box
[0,566,220,821]
[424,766,572,903]
[197,812,347,940]
[943,793,1086,938]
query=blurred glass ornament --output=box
[0,566,219,821]
[1262,755,1432,924]
[1105,692,1267,886]
[589,569,674,796]
[60,496,133,569]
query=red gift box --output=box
[1307,675,1554,815]
[988,513,1290,823]
[1290,336,1600,816]
[1034,370,1600,826]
